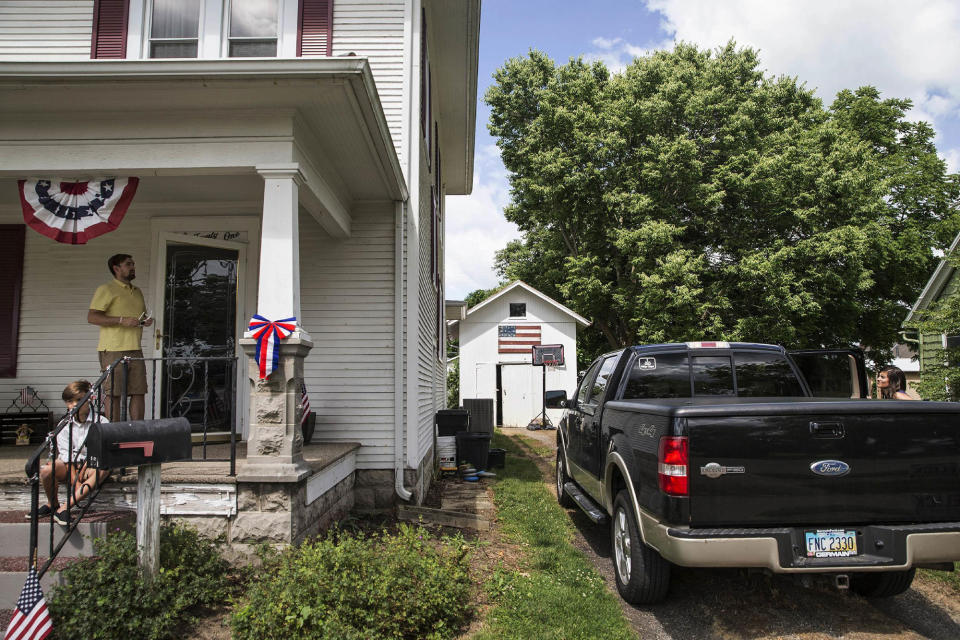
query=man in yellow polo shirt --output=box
[87,254,153,420]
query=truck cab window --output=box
[692,356,734,396]
[587,356,618,404]
[576,360,602,406]
[735,352,806,396]
[622,352,691,399]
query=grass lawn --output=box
[470,431,636,640]
[919,562,960,594]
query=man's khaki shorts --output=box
[98,350,148,396]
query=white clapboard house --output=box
[452,281,590,428]
[0,0,480,551]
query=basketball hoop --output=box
[543,358,559,372]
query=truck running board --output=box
[563,482,608,524]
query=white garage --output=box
[452,281,590,428]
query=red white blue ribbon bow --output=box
[248,315,297,380]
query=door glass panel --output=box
[692,356,734,396]
[162,243,238,433]
[735,352,806,397]
[586,356,618,404]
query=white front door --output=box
[500,364,543,428]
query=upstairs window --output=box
[150,0,201,58]
[230,0,279,57]
[509,303,526,318]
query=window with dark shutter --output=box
[0,226,25,378]
[91,0,129,59]
[298,0,333,57]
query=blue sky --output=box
[445,0,960,299]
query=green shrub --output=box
[232,524,473,640]
[49,523,232,640]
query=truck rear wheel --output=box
[850,569,915,598]
[611,491,670,604]
[556,452,575,508]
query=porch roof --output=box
[0,59,408,237]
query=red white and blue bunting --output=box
[18,177,139,245]
[248,315,297,380]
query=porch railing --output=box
[23,355,238,578]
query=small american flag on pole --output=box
[498,324,542,354]
[299,381,310,428]
[4,568,52,640]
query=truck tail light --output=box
[658,436,689,496]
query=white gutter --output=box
[395,199,412,501]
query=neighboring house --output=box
[451,281,590,428]
[0,0,480,548]
[903,231,960,391]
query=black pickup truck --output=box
[548,342,960,604]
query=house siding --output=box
[299,203,398,469]
[331,0,406,168]
[0,206,152,412]
[919,269,960,371]
[0,0,95,61]
[0,0,409,170]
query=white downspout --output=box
[395,200,413,501]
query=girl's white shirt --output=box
[56,412,108,463]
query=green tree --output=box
[464,287,499,308]
[486,44,960,363]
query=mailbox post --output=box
[87,417,191,579]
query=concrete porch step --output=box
[0,509,135,558]
[0,557,77,609]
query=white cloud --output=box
[944,148,960,174]
[444,145,521,299]
[643,0,960,146]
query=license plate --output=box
[805,529,858,558]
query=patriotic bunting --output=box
[18,177,139,245]
[248,315,297,380]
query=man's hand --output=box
[141,317,154,327]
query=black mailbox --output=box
[86,417,192,469]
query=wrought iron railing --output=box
[24,355,238,578]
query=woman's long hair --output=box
[879,366,907,399]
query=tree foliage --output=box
[486,43,960,363]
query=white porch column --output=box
[236,164,313,484]
[255,164,306,333]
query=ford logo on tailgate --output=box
[810,460,851,477]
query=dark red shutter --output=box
[298,0,333,57]
[91,0,129,59]
[420,8,427,132]
[0,226,25,378]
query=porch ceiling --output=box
[0,59,408,233]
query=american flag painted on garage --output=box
[498,324,542,353]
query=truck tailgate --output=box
[685,399,960,527]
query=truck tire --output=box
[850,569,915,598]
[556,452,575,508]
[611,491,670,604]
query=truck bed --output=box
[605,397,960,528]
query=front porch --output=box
[0,440,360,560]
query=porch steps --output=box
[0,509,135,608]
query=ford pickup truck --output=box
[548,342,960,604]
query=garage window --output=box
[509,303,525,318]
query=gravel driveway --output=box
[507,427,960,640]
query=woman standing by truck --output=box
[877,366,914,399]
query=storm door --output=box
[158,238,242,436]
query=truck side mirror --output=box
[545,390,568,409]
